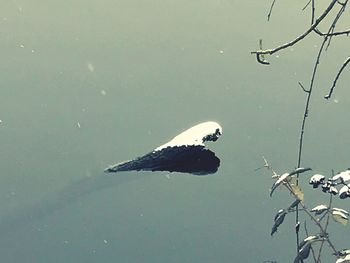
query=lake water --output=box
[1,1,350,262]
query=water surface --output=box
[1,1,350,262]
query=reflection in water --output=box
[1,121,222,237]
[0,174,136,235]
[0,149,220,236]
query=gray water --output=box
[1,1,350,262]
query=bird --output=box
[104,121,222,175]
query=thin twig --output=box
[294,34,329,263]
[311,0,315,24]
[324,57,350,99]
[314,0,349,39]
[302,0,312,11]
[267,0,277,21]
[314,28,350,36]
[298,82,310,93]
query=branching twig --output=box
[298,82,310,93]
[252,0,338,64]
[317,194,333,262]
[314,28,350,37]
[325,0,348,50]
[284,182,338,255]
[303,221,318,262]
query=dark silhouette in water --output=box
[105,146,220,175]
[105,121,222,175]
[0,173,136,235]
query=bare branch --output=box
[324,57,350,99]
[325,0,348,50]
[311,0,315,24]
[313,0,349,39]
[251,0,338,59]
[256,53,270,65]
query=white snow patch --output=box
[154,121,222,151]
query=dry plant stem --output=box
[303,221,318,262]
[316,194,333,262]
[297,28,332,179]
[257,1,347,261]
[325,56,350,99]
[284,182,338,255]
[251,0,337,62]
[295,29,331,263]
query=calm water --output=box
[1,1,350,262]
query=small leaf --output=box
[270,173,290,197]
[333,208,349,216]
[331,170,350,184]
[332,211,348,226]
[338,170,350,183]
[298,235,318,249]
[288,199,301,211]
[295,236,324,262]
[330,186,339,195]
[339,185,350,199]
[271,209,287,236]
[291,184,304,203]
[294,243,311,262]
[311,204,328,215]
[309,174,325,188]
[336,254,350,263]
[336,249,350,257]
[289,167,312,176]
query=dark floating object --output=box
[104,122,222,175]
